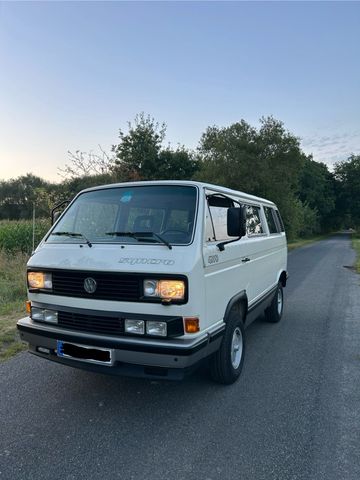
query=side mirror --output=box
[227,207,246,238]
[51,199,70,225]
[52,211,62,224]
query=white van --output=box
[18,181,287,384]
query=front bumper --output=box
[17,317,224,380]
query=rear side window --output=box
[264,207,279,234]
[246,206,263,235]
[274,210,285,232]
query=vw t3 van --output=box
[17,181,287,384]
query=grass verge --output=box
[287,234,331,251]
[0,250,28,361]
[351,233,360,273]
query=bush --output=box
[0,219,51,254]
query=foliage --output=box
[0,250,28,361]
[352,232,360,274]
[112,112,198,181]
[299,157,337,230]
[60,173,116,200]
[197,116,310,239]
[0,174,57,220]
[0,219,51,254]
[1,113,359,239]
[334,154,360,227]
[58,146,114,179]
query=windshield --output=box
[48,185,198,246]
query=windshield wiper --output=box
[105,231,172,250]
[50,231,92,248]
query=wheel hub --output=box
[231,327,243,369]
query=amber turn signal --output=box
[184,317,200,333]
[26,301,31,314]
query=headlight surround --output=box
[27,272,52,290]
[143,279,185,301]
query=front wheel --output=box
[265,282,284,323]
[210,306,245,385]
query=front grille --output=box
[52,271,141,302]
[58,311,124,336]
[56,311,184,337]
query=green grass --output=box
[351,232,360,273]
[0,250,28,361]
[287,234,331,251]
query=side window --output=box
[264,206,279,234]
[205,194,235,242]
[205,202,216,242]
[274,210,285,232]
[246,205,263,235]
[209,206,232,241]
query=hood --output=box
[27,242,196,274]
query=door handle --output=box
[241,257,250,263]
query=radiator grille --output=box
[52,271,141,301]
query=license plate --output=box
[56,340,114,366]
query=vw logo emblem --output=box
[84,277,97,294]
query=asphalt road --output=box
[1,233,360,480]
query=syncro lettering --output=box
[118,258,175,266]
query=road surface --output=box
[1,233,359,480]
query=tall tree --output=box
[0,174,56,220]
[112,113,166,180]
[334,154,360,226]
[112,113,198,181]
[197,116,311,238]
[298,157,337,230]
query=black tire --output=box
[265,282,284,323]
[210,304,246,385]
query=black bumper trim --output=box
[17,323,212,357]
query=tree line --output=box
[1,113,359,240]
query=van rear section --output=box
[17,180,287,384]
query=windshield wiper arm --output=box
[50,231,92,248]
[105,231,172,250]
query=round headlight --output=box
[144,280,158,296]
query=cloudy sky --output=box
[0,1,359,181]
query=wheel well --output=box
[223,291,248,324]
[279,271,287,287]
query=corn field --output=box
[0,219,51,254]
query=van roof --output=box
[80,180,276,207]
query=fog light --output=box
[31,307,44,321]
[146,321,167,337]
[125,319,145,335]
[31,307,58,324]
[43,310,58,324]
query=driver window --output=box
[205,194,236,242]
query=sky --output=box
[0,1,359,182]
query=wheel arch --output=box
[278,270,288,287]
[223,290,248,324]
